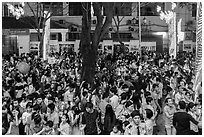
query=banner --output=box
[43,11,50,60]
[169,12,177,58]
[195,2,202,73]
[193,2,202,95]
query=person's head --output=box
[57,84,62,91]
[188,82,193,89]
[102,92,109,101]
[119,93,127,103]
[178,86,184,93]
[122,121,130,130]
[26,102,33,113]
[48,96,55,104]
[131,110,141,125]
[178,101,186,110]
[47,103,55,113]
[187,102,196,112]
[36,94,44,104]
[152,83,159,91]
[165,97,174,107]
[13,98,19,107]
[85,102,93,113]
[105,104,114,115]
[122,84,129,92]
[156,77,161,84]
[82,91,88,98]
[33,114,42,125]
[61,113,70,124]
[125,100,134,112]
[146,96,153,105]
[144,91,151,98]
[45,120,54,131]
[179,80,186,87]
[2,105,8,114]
[110,86,118,96]
[32,104,40,112]
[24,84,29,91]
[185,92,191,98]
[112,124,120,133]
[144,109,153,120]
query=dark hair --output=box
[110,86,117,95]
[152,83,158,89]
[125,100,133,108]
[26,102,33,108]
[123,121,130,127]
[144,91,151,98]
[46,120,54,127]
[62,113,70,124]
[131,110,140,118]
[33,114,42,125]
[179,101,186,109]
[85,102,93,109]
[48,96,55,102]
[186,102,195,112]
[120,93,127,101]
[156,77,161,82]
[122,84,129,89]
[165,97,172,104]
[146,97,153,104]
[32,104,40,111]
[102,92,109,99]
[188,82,193,85]
[82,91,88,97]
[145,109,153,119]
[105,104,115,123]
[48,103,55,112]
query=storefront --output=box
[2,29,30,56]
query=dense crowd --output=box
[2,50,202,135]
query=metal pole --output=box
[138,2,142,57]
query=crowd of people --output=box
[2,49,202,135]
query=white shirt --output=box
[110,95,119,111]
[145,119,153,135]
[22,112,32,125]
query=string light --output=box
[7,2,25,20]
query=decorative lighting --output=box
[143,17,147,24]
[7,2,25,20]
[171,2,177,10]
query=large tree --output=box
[80,2,115,85]
[7,2,69,57]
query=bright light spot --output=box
[171,2,176,10]
[7,2,25,20]
[20,2,25,7]
[153,32,168,38]
[157,5,161,12]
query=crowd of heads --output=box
[2,50,202,135]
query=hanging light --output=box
[143,17,147,24]
[132,17,136,25]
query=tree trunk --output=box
[80,2,96,86]
[80,2,114,86]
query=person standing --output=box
[124,110,146,135]
[103,104,116,135]
[186,102,199,135]
[173,101,201,135]
[163,97,176,135]
[81,102,99,135]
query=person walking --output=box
[173,101,202,135]
[81,102,99,135]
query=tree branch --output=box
[99,2,115,41]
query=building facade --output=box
[2,2,197,56]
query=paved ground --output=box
[156,96,167,135]
[157,113,166,135]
